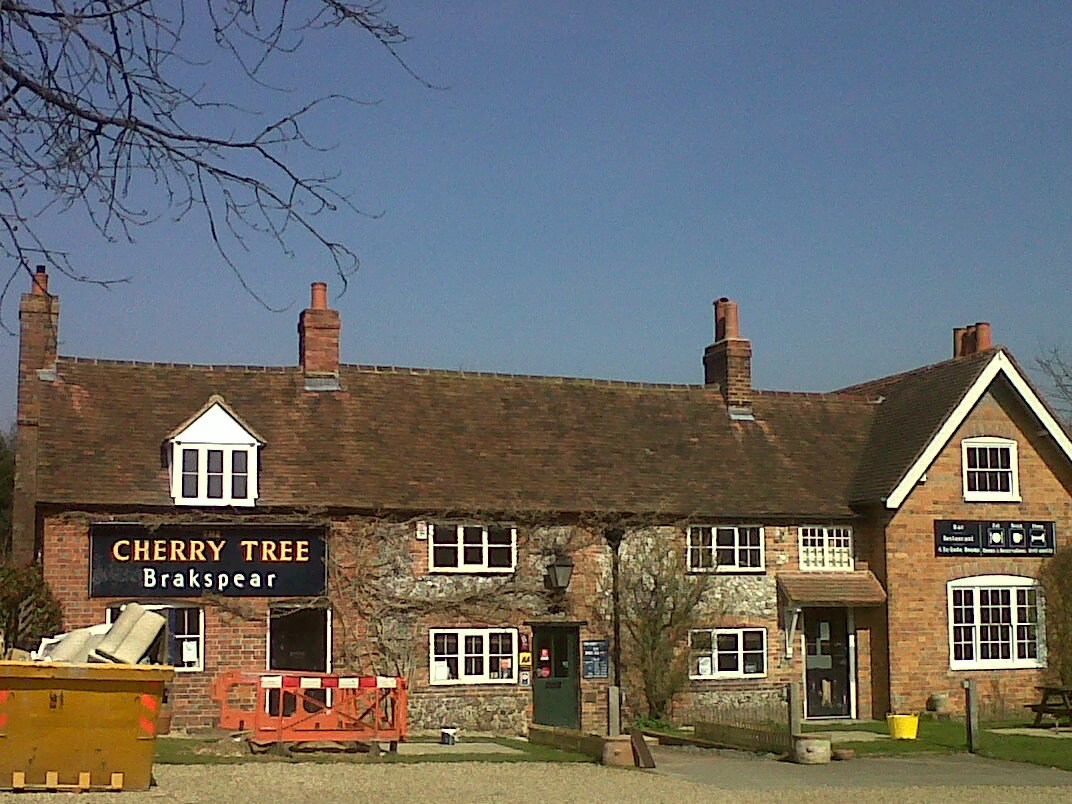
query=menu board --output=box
[934,520,1055,557]
[582,639,609,679]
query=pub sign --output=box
[90,524,327,597]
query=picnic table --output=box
[1026,685,1072,731]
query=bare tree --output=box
[618,527,712,722]
[0,1,428,314]
[1037,347,1072,422]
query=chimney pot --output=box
[310,281,328,310]
[953,322,993,357]
[953,326,967,358]
[714,297,740,341]
[32,265,48,295]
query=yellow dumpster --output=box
[0,661,174,792]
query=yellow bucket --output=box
[886,713,919,740]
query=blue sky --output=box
[3,1,1071,427]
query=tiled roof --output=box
[842,349,998,505]
[777,570,887,607]
[37,343,1063,517]
[35,360,878,518]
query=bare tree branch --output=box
[0,0,429,320]
[1037,347,1072,422]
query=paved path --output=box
[650,743,1072,791]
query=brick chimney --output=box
[953,322,992,358]
[298,281,341,389]
[703,297,753,416]
[12,266,60,565]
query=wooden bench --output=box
[1026,698,1072,732]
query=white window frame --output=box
[428,523,517,573]
[962,437,1020,502]
[798,526,854,571]
[947,575,1044,671]
[171,444,258,507]
[107,603,205,673]
[687,525,764,573]
[429,627,518,685]
[689,627,767,679]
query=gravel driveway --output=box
[2,761,1072,803]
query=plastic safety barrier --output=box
[211,670,408,749]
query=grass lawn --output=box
[803,718,1072,771]
[154,734,593,765]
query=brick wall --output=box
[884,388,1072,715]
[42,510,898,731]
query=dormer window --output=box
[167,397,263,507]
[962,437,1020,502]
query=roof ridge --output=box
[58,356,886,399]
[59,356,293,372]
[752,389,880,402]
[343,364,707,389]
[836,347,1000,394]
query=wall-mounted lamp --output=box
[545,553,574,591]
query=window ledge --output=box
[950,660,1044,671]
[175,498,257,508]
[689,673,768,681]
[798,566,855,573]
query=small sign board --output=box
[934,520,1055,557]
[582,639,609,679]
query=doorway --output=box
[268,606,330,715]
[531,625,580,729]
[804,608,851,718]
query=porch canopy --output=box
[777,569,887,659]
[777,570,887,608]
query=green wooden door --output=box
[532,626,580,729]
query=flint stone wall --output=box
[407,690,530,735]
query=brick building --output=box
[12,267,1072,731]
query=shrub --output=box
[0,564,63,653]
[1040,549,1072,685]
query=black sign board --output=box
[90,524,327,598]
[582,639,609,679]
[934,520,1055,557]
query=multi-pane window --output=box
[107,604,204,672]
[689,628,767,679]
[429,628,517,684]
[798,527,854,571]
[948,576,1043,670]
[687,526,764,572]
[962,437,1019,501]
[429,524,516,573]
[174,445,255,506]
